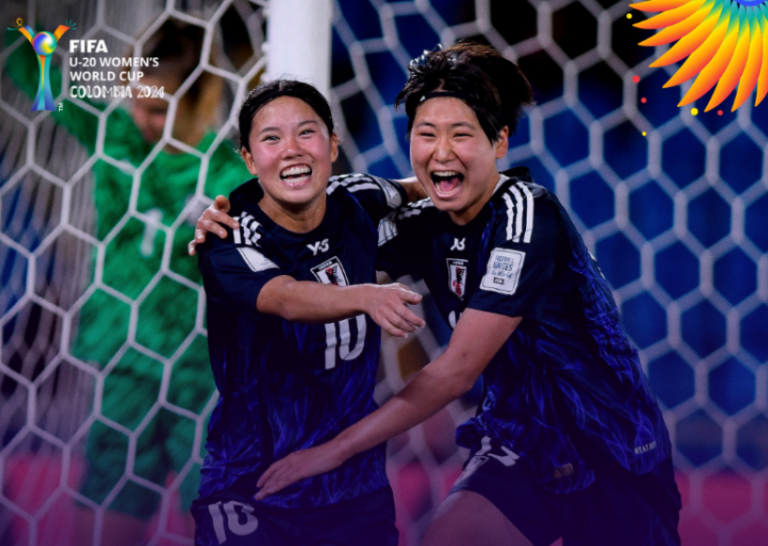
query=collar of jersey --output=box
[236,185,342,244]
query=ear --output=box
[241,146,258,176]
[495,126,509,159]
[330,132,339,163]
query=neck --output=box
[447,172,501,225]
[259,196,327,234]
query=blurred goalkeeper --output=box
[6,19,249,545]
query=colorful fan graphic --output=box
[631,0,768,112]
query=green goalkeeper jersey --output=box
[7,34,250,380]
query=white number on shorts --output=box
[323,314,366,369]
[208,501,259,544]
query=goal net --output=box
[1,1,767,545]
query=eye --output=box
[300,128,316,136]
[262,134,279,142]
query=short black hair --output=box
[395,42,534,142]
[239,80,334,151]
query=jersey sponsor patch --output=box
[480,248,525,295]
[311,256,349,286]
[237,247,278,273]
[447,258,468,300]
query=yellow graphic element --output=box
[692,107,700,114]
[628,13,635,18]
[631,0,768,112]
[643,130,648,135]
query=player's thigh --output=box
[422,490,533,546]
[448,438,567,546]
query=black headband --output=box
[418,90,473,104]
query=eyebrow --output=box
[257,119,320,136]
[413,120,476,129]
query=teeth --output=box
[433,171,460,178]
[281,165,311,178]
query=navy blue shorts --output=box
[192,486,398,546]
[450,439,681,546]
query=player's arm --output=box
[257,276,425,337]
[393,176,427,202]
[254,308,521,499]
[199,231,424,337]
[188,195,238,255]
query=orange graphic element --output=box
[631,0,768,112]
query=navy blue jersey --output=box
[376,167,671,494]
[197,174,407,508]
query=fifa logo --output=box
[8,18,76,111]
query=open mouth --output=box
[431,171,464,197]
[280,165,312,186]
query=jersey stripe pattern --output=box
[196,174,406,508]
[376,167,671,494]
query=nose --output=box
[280,134,303,158]
[434,135,454,162]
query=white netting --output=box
[1,1,268,544]
[2,1,768,546]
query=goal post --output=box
[265,0,333,98]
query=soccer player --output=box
[192,79,426,546]
[246,43,682,545]
[6,19,250,545]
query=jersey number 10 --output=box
[323,315,366,369]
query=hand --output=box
[364,283,425,337]
[187,195,237,256]
[255,443,345,501]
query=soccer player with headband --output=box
[193,43,681,546]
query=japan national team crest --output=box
[311,256,349,286]
[447,258,468,300]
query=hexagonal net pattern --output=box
[0,0,268,544]
[0,1,766,546]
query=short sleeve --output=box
[467,187,561,319]
[375,210,412,280]
[197,228,284,316]
[327,173,408,224]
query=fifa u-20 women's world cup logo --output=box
[8,18,76,111]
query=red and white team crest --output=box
[311,256,349,286]
[447,258,468,300]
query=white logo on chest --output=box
[307,238,329,256]
[450,237,466,251]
